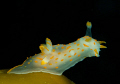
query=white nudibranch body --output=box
[7,21,106,75]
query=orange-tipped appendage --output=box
[100,45,107,48]
[86,21,91,27]
[98,41,106,44]
[86,21,92,29]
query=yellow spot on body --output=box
[94,49,98,54]
[77,44,80,46]
[90,49,92,50]
[84,57,86,58]
[55,58,58,60]
[24,66,26,67]
[68,56,71,58]
[95,53,97,57]
[64,54,67,56]
[49,63,52,65]
[44,67,47,69]
[94,39,97,41]
[70,59,72,61]
[28,62,30,64]
[93,42,95,45]
[77,48,80,50]
[58,52,61,55]
[57,44,59,46]
[81,49,84,51]
[41,60,47,65]
[68,43,71,45]
[78,55,80,57]
[69,49,74,52]
[74,42,76,44]
[83,44,89,47]
[30,60,32,62]
[55,62,58,63]
[52,49,55,52]
[55,67,58,69]
[63,44,66,46]
[46,42,51,46]
[61,46,64,49]
[61,59,64,61]
[56,47,58,49]
[41,53,44,55]
[66,46,71,50]
[74,53,76,56]
[50,56,54,59]
[36,57,43,60]
[32,58,35,59]
[77,38,80,41]
[34,60,38,63]
[45,47,49,51]
[85,37,92,42]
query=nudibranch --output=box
[7,21,106,75]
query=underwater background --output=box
[0,0,119,83]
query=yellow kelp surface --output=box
[0,69,75,84]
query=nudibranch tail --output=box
[7,21,106,75]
